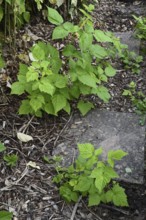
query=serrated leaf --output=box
[19,100,32,115]
[11,82,25,95]
[105,190,113,202]
[71,191,79,202]
[95,147,103,156]
[52,94,66,114]
[78,143,94,159]
[44,100,55,115]
[95,173,105,193]
[60,185,72,202]
[0,211,13,220]
[26,70,38,82]
[105,65,116,77]
[18,63,28,75]
[39,79,55,95]
[32,44,45,60]
[0,142,6,152]
[108,150,128,167]
[93,86,111,103]
[63,22,74,32]
[88,193,101,206]
[30,95,45,112]
[52,26,68,39]
[17,132,33,142]
[94,30,113,42]
[47,7,63,25]
[74,176,93,192]
[63,101,71,114]
[90,44,107,58]
[112,184,129,207]
[79,32,93,52]
[63,44,78,57]
[78,75,97,88]
[77,101,94,116]
[54,75,67,88]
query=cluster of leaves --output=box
[123,81,146,125]
[11,5,138,117]
[0,141,18,167]
[133,15,146,40]
[53,143,128,207]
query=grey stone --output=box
[114,31,140,54]
[53,110,145,184]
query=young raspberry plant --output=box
[53,143,128,207]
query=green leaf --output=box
[39,78,55,95]
[105,65,116,77]
[0,211,13,220]
[122,90,131,96]
[92,86,111,102]
[78,75,97,88]
[71,191,79,202]
[52,26,69,40]
[77,101,94,116]
[63,101,71,114]
[63,44,79,57]
[105,190,113,203]
[44,100,55,115]
[26,69,38,82]
[78,143,94,159]
[104,166,119,179]
[47,7,64,25]
[32,44,45,60]
[79,84,91,95]
[23,11,30,23]
[90,45,107,58]
[18,63,28,75]
[94,30,113,42]
[11,82,25,95]
[63,22,75,32]
[88,193,101,206]
[52,94,67,114]
[30,95,45,112]
[74,176,93,192]
[60,185,72,202]
[79,32,93,52]
[95,147,103,156]
[19,100,32,115]
[112,184,129,207]
[54,75,67,88]
[108,150,128,167]
[0,142,6,152]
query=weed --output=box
[53,143,128,207]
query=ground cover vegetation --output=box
[0,0,146,219]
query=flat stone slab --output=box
[53,110,145,184]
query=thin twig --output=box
[70,196,82,220]
[54,112,73,147]
[82,200,103,220]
